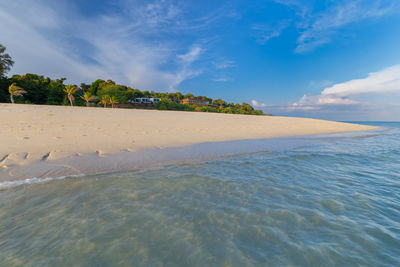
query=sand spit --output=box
[0,104,376,181]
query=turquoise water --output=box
[0,122,399,266]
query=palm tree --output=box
[64,85,78,106]
[109,96,119,108]
[8,83,27,104]
[98,95,111,108]
[80,92,95,107]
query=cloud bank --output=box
[292,65,400,108]
[263,65,400,120]
[321,65,400,97]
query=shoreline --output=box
[0,104,377,181]
[0,129,383,185]
[0,129,385,186]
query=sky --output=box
[1,0,400,121]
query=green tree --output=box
[168,92,183,102]
[97,84,127,103]
[10,74,47,104]
[142,90,151,97]
[125,88,143,100]
[64,84,78,106]
[80,83,90,92]
[88,79,105,96]
[196,95,212,103]
[109,96,119,108]
[212,99,226,107]
[175,92,183,101]
[0,77,10,102]
[8,83,26,104]
[46,78,66,105]
[80,92,96,107]
[183,93,195,99]
[0,44,14,77]
[8,74,66,105]
[98,95,111,108]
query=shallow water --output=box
[0,122,399,266]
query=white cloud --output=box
[252,21,289,44]
[251,99,266,108]
[266,64,400,117]
[177,46,203,65]
[214,60,236,69]
[322,64,400,97]
[0,0,222,90]
[274,0,310,18]
[295,1,395,53]
[289,94,359,111]
[274,0,398,53]
[0,8,104,83]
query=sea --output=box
[0,122,399,266]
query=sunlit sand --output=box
[0,104,376,180]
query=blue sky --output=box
[1,0,400,120]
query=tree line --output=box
[0,44,266,115]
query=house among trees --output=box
[0,42,264,115]
[150,97,161,104]
[181,98,209,106]
[129,97,160,104]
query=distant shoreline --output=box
[0,103,377,181]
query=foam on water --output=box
[0,126,385,189]
[0,174,86,190]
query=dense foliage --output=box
[0,44,265,115]
[0,74,266,115]
[0,74,69,105]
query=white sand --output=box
[0,104,376,181]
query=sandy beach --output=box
[0,104,376,181]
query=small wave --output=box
[0,174,86,190]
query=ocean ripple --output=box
[0,122,399,266]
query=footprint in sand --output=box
[0,154,9,163]
[41,152,51,161]
[96,150,105,157]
